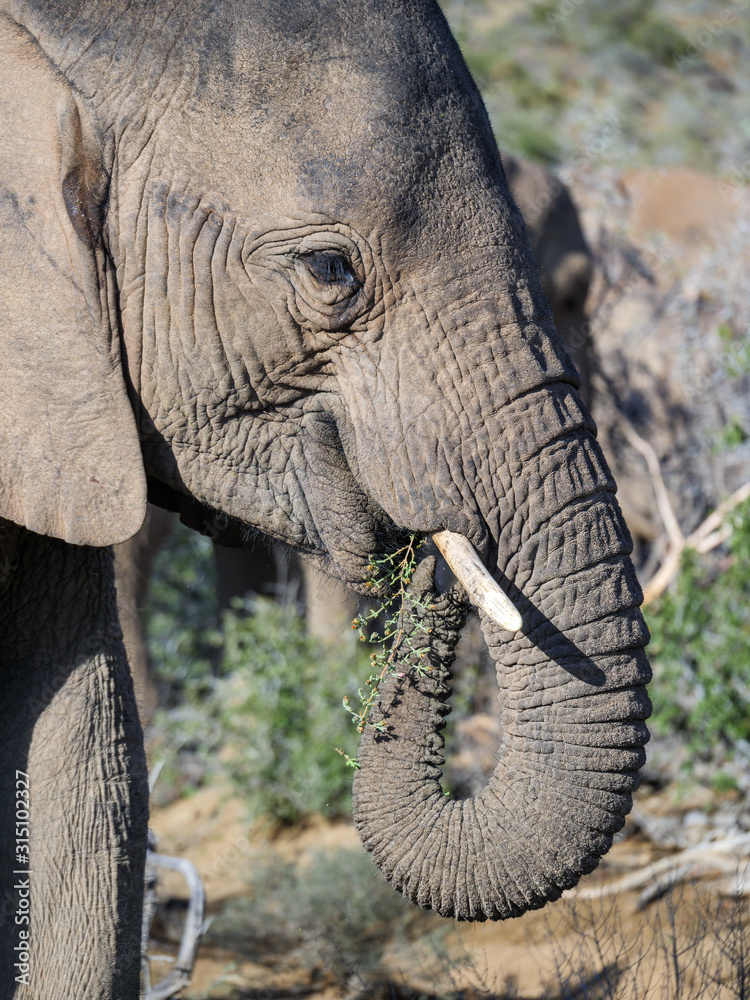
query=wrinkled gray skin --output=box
[116,158,594,719]
[0,1,649,995]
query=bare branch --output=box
[643,481,750,604]
[144,852,207,1000]
[691,481,750,548]
[621,420,684,550]
[569,834,750,905]
[616,413,750,604]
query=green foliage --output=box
[580,0,689,67]
[146,528,463,816]
[145,522,218,703]
[646,500,750,758]
[439,0,749,173]
[146,524,369,820]
[344,534,433,738]
[214,596,365,822]
[716,416,748,451]
[710,333,750,453]
[723,344,750,381]
[711,770,739,794]
[497,113,563,165]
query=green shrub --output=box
[716,417,749,452]
[146,524,369,820]
[145,522,218,703]
[205,846,451,994]
[213,596,366,821]
[646,500,750,758]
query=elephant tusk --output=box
[432,530,523,633]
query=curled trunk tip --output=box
[352,550,650,921]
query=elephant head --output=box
[0,0,649,974]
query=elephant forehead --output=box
[158,0,507,241]
[193,0,462,113]
[23,0,514,250]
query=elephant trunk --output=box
[351,391,651,920]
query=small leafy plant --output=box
[204,845,453,996]
[146,529,370,819]
[647,499,750,759]
[145,524,218,703]
[213,596,367,821]
[145,525,447,815]
[340,534,434,741]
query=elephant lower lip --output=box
[432,530,523,633]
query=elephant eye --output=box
[286,237,370,329]
[301,251,359,293]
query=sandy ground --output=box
[146,779,748,1000]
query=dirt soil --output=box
[146,778,748,1000]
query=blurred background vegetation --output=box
[145,525,365,818]
[442,0,749,172]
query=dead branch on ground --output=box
[568,834,750,908]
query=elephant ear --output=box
[0,21,146,545]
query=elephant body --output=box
[0,1,649,995]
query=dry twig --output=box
[143,852,207,1000]
[619,417,750,603]
[642,481,750,603]
[569,834,750,907]
[621,422,684,552]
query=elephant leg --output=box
[114,504,176,725]
[0,525,148,1000]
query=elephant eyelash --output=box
[300,250,360,291]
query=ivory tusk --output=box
[432,530,523,633]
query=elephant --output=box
[116,156,595,722]
[0,0,650,996]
